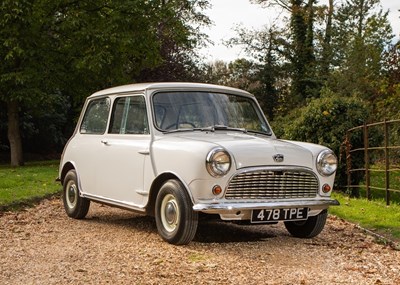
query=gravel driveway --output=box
[1,198,399,285]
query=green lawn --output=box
[329,191,400,243]
[363,168,400,203]
[330,166,400,243]
[0,160,61,210]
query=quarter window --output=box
[109,96,149,134]
[80,98,110,134]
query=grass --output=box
[0,160,61,210]
[362,168,400,203]
[329,165,400,244]
[329,191,400,243]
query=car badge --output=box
[273,154,284,163]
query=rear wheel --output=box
[155,179,198,245]
[62,169,90,219]
[284,209,328,238]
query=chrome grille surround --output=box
[225,167,319,200]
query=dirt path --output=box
[1,198,399,285]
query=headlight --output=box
[316,150,337,176]
[206,148,231,177]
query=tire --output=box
[155,179,198,245]
[62,169,90,219]
[284,209,328,238]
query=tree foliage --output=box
[273,88,370,189]
[0,0,210,165]
[203,57,279,119]
[232,0,394,112]
[327,0,393,99]
[226,25,287,118]
[1,0,398,174]
[138,0,211,82]
[376,42,400,120]
[249,0,319,104]
[225,0,396,187]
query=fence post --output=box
[364,122,371,200]
[384,118,390,205]
[345,132,353,194]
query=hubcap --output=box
[161,194,180,233]
[66,181,78,209]
[165,200,178,225]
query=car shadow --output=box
[85,210,157,233]
[82,207,285,244]
[195,220,283,243]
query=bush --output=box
[272,88,371,190]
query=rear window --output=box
[80,98,111,134]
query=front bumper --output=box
[193,198,339,220]
[193,198,339,211]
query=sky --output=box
[200,0,400,62]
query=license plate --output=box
[251,208,308,223]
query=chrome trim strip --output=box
[82,193,146,213]
[193,198,339,212]
[232,165,314,174]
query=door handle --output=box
[101,140,109,146]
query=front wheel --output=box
[62,169,90,219]
[284,209,328,238]
[155,179,198,245]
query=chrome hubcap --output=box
[161,194,180,232]
[165,200,178,225]
[66,181,78,209]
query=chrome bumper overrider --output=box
[193,198,340,212]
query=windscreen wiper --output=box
[164,125,254,134]
[163,128,195,134]
[193,125,247,133]
[246,129,272,136]
[210,125,272,136]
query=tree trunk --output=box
[321,0,333,78]
[7,100,24,167]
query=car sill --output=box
[83,193,146,213]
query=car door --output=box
[94,95,151,208]
[75,96,111,195]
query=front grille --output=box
[225,169,319,200]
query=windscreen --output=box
[153,91,271,135]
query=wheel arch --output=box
[146,172,192,217]
[60,162,76,185]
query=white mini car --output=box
[58,82,339,245]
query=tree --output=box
[251,0,318,105]
[328,0,393,99]
[273,88,371,190]
[137,0,211,82]
[227,24,286,118]
[289,0,318,101]
[203,60,231,86]
[203,59,258,89]
[0,0,50,166]
[319,0,334,81]
[0,0,211,166]
[375,42,400,119]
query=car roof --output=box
[89,82,253,98]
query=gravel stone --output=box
[1,198,399,285]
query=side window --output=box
[109,96,149,134]
[80,98,110,134]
